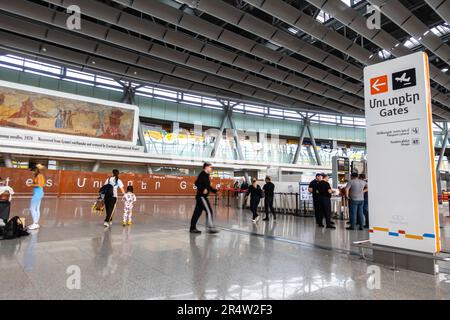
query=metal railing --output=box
[216,190,348,218]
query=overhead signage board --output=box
[0,80,140,153]
[364,52,440,253]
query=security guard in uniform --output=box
[316,174,336,229]
[190,162,219,234]
[308,173,323,226]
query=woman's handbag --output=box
[258,186,265,199]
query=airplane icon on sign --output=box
[392,68,416,90]
[394,72,411,85]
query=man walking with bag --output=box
[190,162,219,234]
[262,176,276,221]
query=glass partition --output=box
[143,128,366,166]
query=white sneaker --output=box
[252,219,256,223]
[28,223,40,230]
[103,222,110,228]
[255,216,260,222]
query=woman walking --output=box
[103,169,125,228]
[28,164,45,230]
[246,179,263,223]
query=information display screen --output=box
[337,158,350,172]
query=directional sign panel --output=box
[364,52,440,253]
[370,75,388,95]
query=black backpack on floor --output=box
[3,216,29,240]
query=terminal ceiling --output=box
[0,0,449,119]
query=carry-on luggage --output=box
[2,216,29,240]
[92,198,105,215]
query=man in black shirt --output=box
[240,179,250,209]
[190,162,219,234]
[262,176,276,221]
[316,174,335,229]
[240,179,249,191]
[308,173,322,226]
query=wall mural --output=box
[0,85,136,142]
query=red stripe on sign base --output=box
[368,229,374,233]
[398,230,405,234]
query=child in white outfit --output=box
[122,185,136,226]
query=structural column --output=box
[227,109,244,161]
[436,123,449,201]
[436,123,449,175]
[211,105,231,158]
[292,115,321,166]
[119,82,153,174]
[92,160,101,172]
[2,153,12,168]
[307,122,322,166]
[228,112,250,183]
[121,82,148,154]
[292,119,307,164]
[217,100,249,182]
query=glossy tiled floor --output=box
[2,196,450,300]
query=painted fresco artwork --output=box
[0,86,135,142]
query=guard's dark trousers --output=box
[318,196,332,226]
[313,198,321,225]
[264,196,276,219]
[190,196,214,230]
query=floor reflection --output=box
[1,197,450,299]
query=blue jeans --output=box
[30,187,44,224]
[363,200,369,227]
[350,200,364,229]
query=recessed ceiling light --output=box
[442,68,449,73]
[41,47,47,52]
[91,60,96,65]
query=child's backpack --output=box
[3,216,29,240]
[99,183,114,199]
